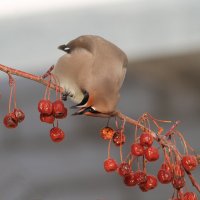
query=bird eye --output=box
[64,47,71,54]
[87,107,100,114]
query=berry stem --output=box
[8,85,13,113]
[43,77,50,100]
[13,83,17,108]
[185,170,200,192]
[107,139,112,159]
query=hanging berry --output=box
[100,127,115,140]
[50,127,65,143]
[40,114,55,124]
[3,74,25,128]
[181,155,198,172]
[113,131,126,146]
[124,172,137,187]
[140,132,154,147]
[131,143,145,156]
[118,162,131,176]
[3,113,18,128]
[103,158,118,172]
[144,146,159,162]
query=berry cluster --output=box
[38,74,67,143]
[3,74,25,128]
[101,113,199,199]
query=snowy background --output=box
[0,0,200,199]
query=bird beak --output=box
[71,107,86,115]
[58,44,67,51]
[72,109,112,118]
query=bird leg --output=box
[62,90,72,101]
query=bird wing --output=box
[84,36,128,112]
[52,46,95,103]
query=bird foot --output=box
[62,91,72,101]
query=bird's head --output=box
[71,90,116,118]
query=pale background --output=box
[0,0,200,200]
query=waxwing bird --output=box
[52,35,128,117]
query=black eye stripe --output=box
[88,107,100,114]
[82,107,100,114]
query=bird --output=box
[51,35,128,117]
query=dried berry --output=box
[100,127,115,140]
[13,108,25,123]
[113,131,126,146]
[3,112,18,128]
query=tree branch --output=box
[0,63,199,193]
[0,64,63,92]
[116,111,200,193]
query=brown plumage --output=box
[52,35,128,116]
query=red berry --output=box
[157,169,172,184]
[161,162,172,172]
[139,175,157,191]
[140,132,153,147]
[173,164,185,177]
[52,100,67,118]
[54,107,68,119]
[146,175,157,189]
[181,155,198,172]
[145,146,159,162]
[118,162,131,176]
[38,99,53,115]
[134,170,147,184]
[183,192,198,200]
[40,114,55,124]
[3,113,18,128]
[104,158,118,172]
[124,172,137,186]
[139,184,149,192]
[50,127,65,143]
[113,131,126,146]
[131,143,145,156]
[100,127,115,140]
[13,108,25,122]
[172,177,185,189]
[60,107,68,119]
